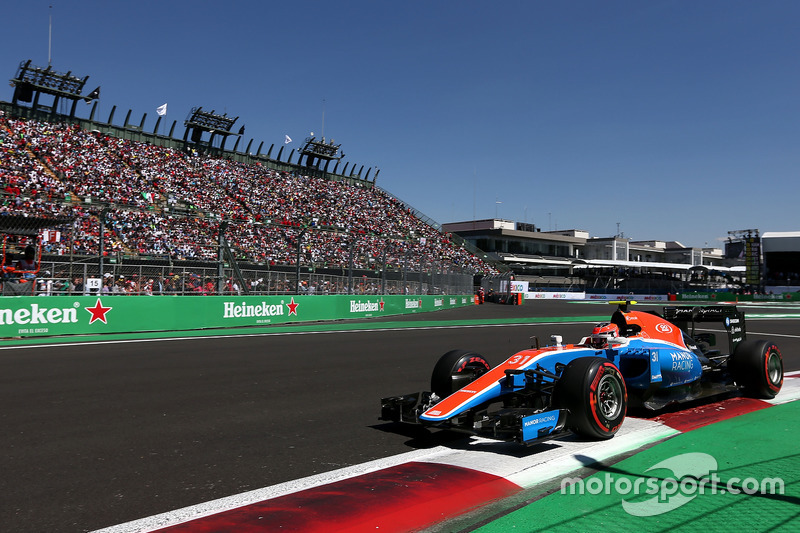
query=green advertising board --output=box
[0,294,475,338]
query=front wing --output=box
[380,392,569,445]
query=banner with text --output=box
[0,294,474,338]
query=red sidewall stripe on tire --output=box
[152,462,521,533]
[589,363,625,434]
[765,344,783,392]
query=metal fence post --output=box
[380,241,387,295]
[296,229,306,295]
[347,233,354,295]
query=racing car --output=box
[380,302,783,445]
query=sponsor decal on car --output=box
[521,409,560,440]
[655,323,673,334]
[669,351,694,371]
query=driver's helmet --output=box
[589,322,619,348]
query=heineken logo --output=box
[86,299,113,324]
[223,298,299,318]
[0,299,113,326]
[350,300,385,313]
[405,299,422,309]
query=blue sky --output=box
[1,1,798,249]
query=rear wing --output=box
[662,305,746,353]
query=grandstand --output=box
[5,58,779,301]
[0,60,499,296]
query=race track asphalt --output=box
[1,300,798,532]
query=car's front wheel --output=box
[556,357,627,440]
[430,349,491,399]
[730,340,783,398]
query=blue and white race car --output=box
[381,303,783,445]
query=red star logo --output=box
[286,297,299,315]
[379,300,385,311]
[85,298,112,324]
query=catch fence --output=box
[5,256,474,297]
[0,199,478,296]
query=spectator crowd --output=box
[0,116,497,275]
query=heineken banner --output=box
[0,294,474,338]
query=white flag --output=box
[156,103,167,116]
[284,134,292,144]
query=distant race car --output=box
[380,302,783,445]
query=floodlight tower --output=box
[9,59,99,117]
[299,136,344,170]
[183,107,243,151]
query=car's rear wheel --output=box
[430,349,491,399]
[556,357,627,440]
[730,340,783,398]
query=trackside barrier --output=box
[676,292,800,302]
[585,293,667,302]
[0,294,475,338]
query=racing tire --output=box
[730,340,783,399]
[430,349,491,399]
[556,357,627,440]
